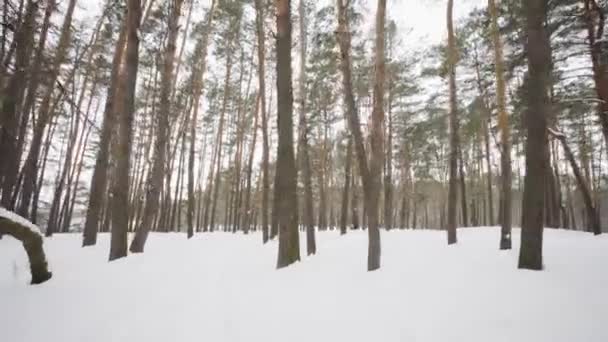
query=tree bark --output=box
[17,0,77,218]
[340,137,353,235]
[275,0,301,269]
[254,0,270,244]
[0,213,52,284]
[519,0,550,271]
[0,0,38,208]
[336,0,384,271]
[187,0,216,239]
[109,0,141,261]
[446,0,459,245]
[130,0,183,253]
[549,129,601,235]
[582,0,608,153]
[296,0,316,255]
[489,0,512,249]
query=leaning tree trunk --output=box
[130,0,183,253]
[17,0,77,219]
[519,0,550,271]
[0,210,52,284]
[335,0,384,271]
[549,129,601,235]
[0,0,38,208]
[275,0,301,269]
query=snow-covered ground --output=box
[1,228,607,342]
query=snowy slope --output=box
[1,228,607,342]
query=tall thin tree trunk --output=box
[297,0,316,255]
[109,0,141,261]
[335,0,384,271]
[0,0,38,208]
[275,0,301,269]
[130,0,183,253]
[489,0,512,249]
[187,0,216,238]
[17,0,77,218]
[446,0,459,245]
[340,137,353,235]
[254,0,270,244]
[550,129,601,235]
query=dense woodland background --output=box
[0,0,606,271]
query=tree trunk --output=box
[0,211,52,284]
[187,0,216,238]
[209,52,233,233]
[17,0,77,218]
[458,145,468,227]
[254,0,270,244]
[340,137,353,235]
[550,129,601,235]
[243,94,260,234]
[0,0,38,208]
[110,0,141,261]
[275,0,301,269]
[518,0,550,271]
[16,0,55,166]
[582,0,608,153]
[297,0,316,255]
[130,0,183,253]
[446,0,459,245]
[335,0,384,271]
[489,0,512,249]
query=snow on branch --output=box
[0,207,42,236]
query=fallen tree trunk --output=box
[0,208,52,284]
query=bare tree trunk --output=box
[254,0,270,244]
[582,0,608,152]
[489,0,512,249]
[340,137,353,235]
[16,0,55,164]
[17,0,77,218]
[209,52,233,233]
[550,129,601,235]
[243,94,260,234]
[446,0,459,245]
[130,0,183,253]
[0,0,38,208]
[336,0,384,271]
[296,0,316,255]
[187,0,216,238]
[519,0,550,270]
[110,0,142,261]
[458,145,468,227]
[275,0,301,269]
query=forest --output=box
[1,0,608,340]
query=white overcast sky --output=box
[75,0,487,46]
[386,0,486,45]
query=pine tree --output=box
[275,0,301,269]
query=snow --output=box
[1,228,607,342]
[0,207,42,236]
